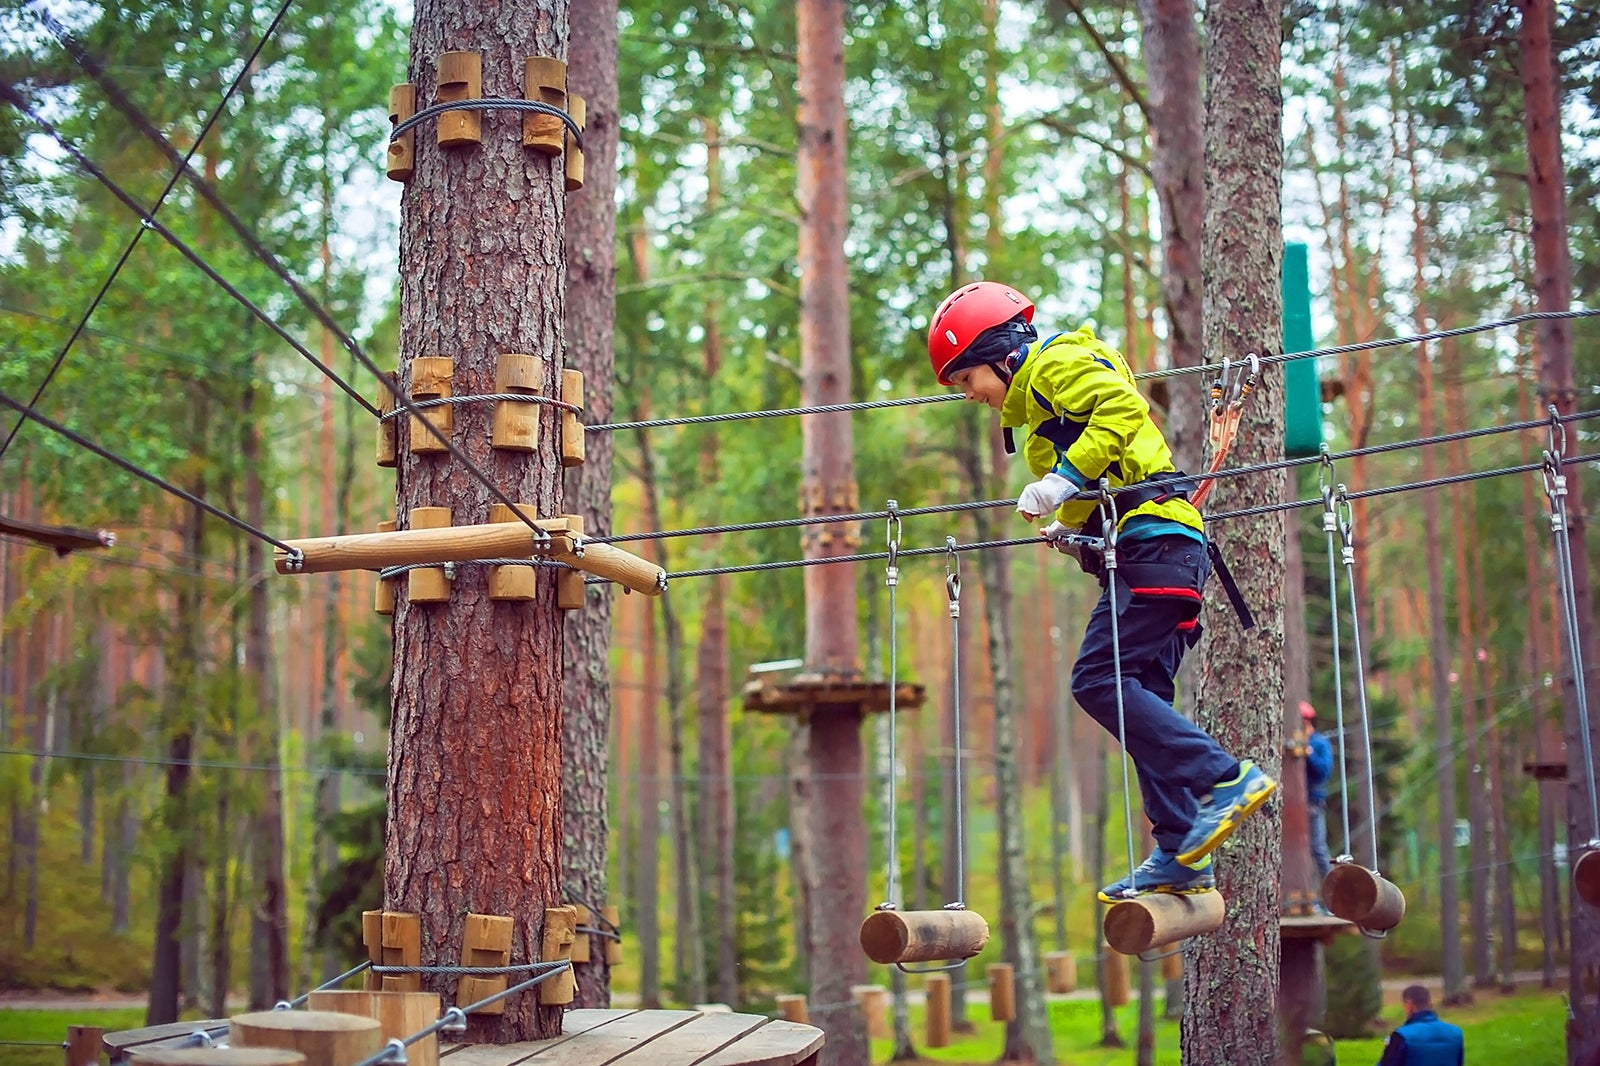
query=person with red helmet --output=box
[928,281,1275,901]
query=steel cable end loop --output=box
[884,500,901,587]
[1542,449,1567,502]
[1335,484,1356,563]
[1547,403,1567,458]
[440,1007,467,1034]
[945,536,961,617]
[1096,479,1119,563]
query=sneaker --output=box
[1097,848,1215,903]
[1176,759,1277,867]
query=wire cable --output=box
[0,387,300,555]
[0,0,297,464]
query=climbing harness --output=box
[861,507,988,971]
[1189,353,1260,510]
[1541,410,1600,907]
[1317,450,1405,934]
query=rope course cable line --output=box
[349,963,573,1066]
[0,387,301,556]
[32,7,399,417]
[3,98,381,417]
[0,0,297,464]
[389,99,584,148]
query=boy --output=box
[927,280,1275,900]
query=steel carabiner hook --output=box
[944,535,961,616]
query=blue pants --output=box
[1308,800,1332,880]
[1070,535,1239,854]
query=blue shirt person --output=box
[1302,701,1333,880]
[1378,985,1464,1065]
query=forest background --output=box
[0,0,1597,1041]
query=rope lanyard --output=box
[1098,482,1141,896]
[882,502,903,911]
[1335,487,1382,872]
[1190,353,1260,511]
[1541,411,1600,845]
[1319,452,1355,859]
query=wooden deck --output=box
[106,1009,823,1066]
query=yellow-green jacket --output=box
[999,326,1204,537]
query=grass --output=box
[867,985,1568,1065]
[0,1009,144,1066]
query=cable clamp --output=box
[282,548,305,574]
[440,1007,467,1034]
[379,1038,408,1065]
[570,533,586,559]
[941,900,967,911]
[273,1000,293,1011]
[945,535,961,618]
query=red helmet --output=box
[927,281,1035,385]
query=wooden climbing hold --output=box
[379,911,423,992]
[602,905,623,964]
[565,93,586,191]
[491,354,546,452]
[988,963,1015,1022]
[374,520,398,614]
[1321,863,1406,931]
[436,52,482,148]
[561,369,586,467]
[1102,889,1224,957]
[537,905,578,1006]
[387,85,416,182]
[408,357,454,455]
[306,991,441,1066]
[570,904,592,964]
[487,504,539,602]
[522,56,567,155]
[375,370,399,468]
[859,908,989,966]
[1576,848,1600,909]
[456,913,515,1014]
[405,508,453,604]
[558,515,586,609]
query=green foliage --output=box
[1323,937,1384,1039]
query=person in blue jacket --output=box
[1302,700,1333,881]
[1378,985,1464,1065]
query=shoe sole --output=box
[1175,776,1278,868]
[1097,884,1217,904]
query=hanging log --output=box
[1321,863,1406,931]
[1102,890,1225,956]
[858,908,990,965]
[1576,849,1600,909]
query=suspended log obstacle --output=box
[1101,890,1225,957]
[1320,863,1406,932]
[276,515,664,597]
[858,907,990,966]
[1576,848,1600,909]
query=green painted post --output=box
[1283,242,1323,458]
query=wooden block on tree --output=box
[362,910,384,990]
[408,357,454,454]
[491,353,546,452]
[381,911,423,992]
[570,904,592,964]
[306,991,441,1066]
[924,973,951,1048]
[774,995,808,1024]
[564,93,586,191]
[457,913,515,1015]
[538,905,578,1006]
[436,52,481,147]
[988,963,1015,1022]
[375,371,399,467]
[602,905,623,964]
[560,369,586,467]
[229,1011,382,1065]
[406,509,452,604]
[522,56,567,155]
[387,85,415,182]
[374,521,398,615]
[487,504,539,602]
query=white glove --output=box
[1039,520,1085,564]
[1016,472,1077,521]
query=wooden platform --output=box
[743,675,926,715]
[1523,759,1568,781]
[1280,913,1355,941]
[106,1009,822,1066]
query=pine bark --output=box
[797,0,867,1059]
[1514,3,1600,1060]
[387,0,571,1041]
[562,0,619,1009]
[1186,2,1284,1062]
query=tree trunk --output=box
[1135,0,1206,465]
[1187,3,1284,1062]
[636,518,663,1009]
[1515,3,1600,1059]
[562,0,619,1009]
[387,0,571,1042]
[243,380,289,1009]
[797,0,867,1060]
[1403,101,1467,1006]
